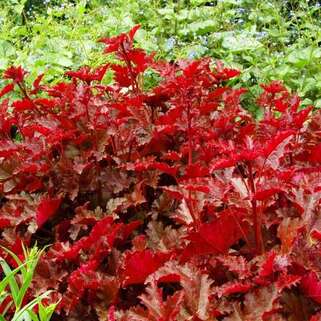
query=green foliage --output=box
[0,245,58,321]
[1,0,321,109]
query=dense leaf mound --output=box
[1,26,321,321]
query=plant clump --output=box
[0,26,321,321]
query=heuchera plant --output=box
[1,25,321,321]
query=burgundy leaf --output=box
[36,197,62,228]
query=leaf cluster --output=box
[0,245,58,321]
[1,26,321,321]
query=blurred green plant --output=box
[0,245,58,321]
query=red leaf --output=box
[311,229,321,242]
[310,313,321,321]
[210,157,237,171]
[128,24,141,41]
[218,281,252,297]
[128,49,153,73]
[182,210,247,259]
[262,130,294,158]
[121,250,171,286]
[0,218,11,228]
[309,143,321,163]
[30,73,44,94]
[183,163,209,179]
[25,178,44,193]
[12,98,35,112]
[253,188,281,201]
[33,98,56,110]
[258,251,277,278]
[139,279,184,321]
[107,306,116,321]
[151,162,178,176]
[111,65,132,87]
[99,33,126,54]
[276,273,301,292]
[0,83,14,98]
[21,125,51,137]
[215,62,240,80]
[260,81,286,94]
[156,106,183,126]
[216,255,252,279]
[36,197,62,228]
[274,98,288,112]
[0,140,19,158]
[183,184,210,193]
[99,25,140,54]
[301,272,321,304]
[65,65,108,83]
[293,106,312,127]
[208,86,229,99]
[59,216,115,261]
[157,273,181,284]
[3,66,28,83]
[161,151,182,161]
[277,218,302,254]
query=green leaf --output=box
[38,301,58,321]
[0,263,26,296]
[0,258,20,306]
[181,20,217,36]
[0,245,25,274]
[0,40,15,58]
[12,291,53,321]
[27,309,39,321]
[54,56,73,67]
[16,251,40,310]
[222,33,262,51]
[314,99,321,109]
